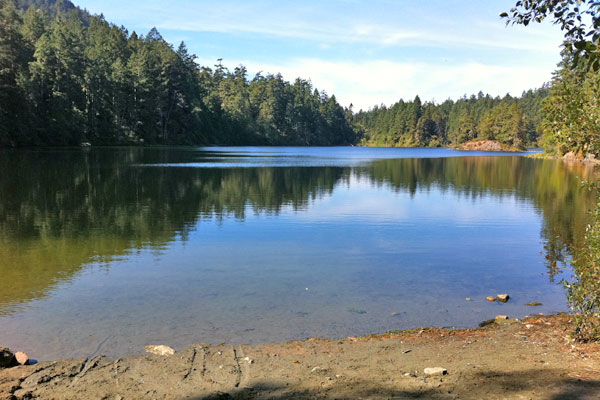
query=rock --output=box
[525,302,542,306]
[563,151,578,160]
[424,367,448,376]
[144,345,175,356]
[311,366,330,375]
[461,140,504,152]
[0,347,16,368]
[15,352,29,365]
[486,296,496,302]
[479,319,495,327]
[465,298,471,301]
[495,315,508,321]
[496,294,510,303]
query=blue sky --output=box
[74,0,565,110]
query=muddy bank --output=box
[1,315,599,399]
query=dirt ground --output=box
[1,314,599,399]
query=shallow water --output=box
[0,147,594,360]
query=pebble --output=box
[495,315,508,321]
[496,294,510,303]
[144,345,175,356]
[486,296,496,302]
[525,302,542,306]
[465,298,471,301]
[15,352,29,365]
[242,356,254,364]
[424,367,448,376]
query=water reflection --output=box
[0,147,595,359]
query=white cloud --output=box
[198,57,553,110]
[75,0,563,109]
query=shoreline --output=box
[529,152,600,165]
[2,314,599,399]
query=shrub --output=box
[564,189,600,341]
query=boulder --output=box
[144,345,175,356]
[0,347,16,368]
[15,352,29,365]
[496,294,510,303]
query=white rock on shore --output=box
[144,345,175,356]
[424,367,448,376]
[15,352,29,365]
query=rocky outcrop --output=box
[460,140,520,152]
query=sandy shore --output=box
[1,314,599,399]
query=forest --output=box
[0,0,356,147]
[0,0,598,156]
[352,88,548,148]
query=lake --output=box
[0,147,594,361]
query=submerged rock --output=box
[348,308,367,314]
[0,347,16,368]
[15,352,29,365]
[496,294,510,303]
[144,345,175,356]
[525,302,542,306]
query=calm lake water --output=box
[0,147,595,361]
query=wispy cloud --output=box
[79,0,562,52]
[75,0,563,106]
[198,57,553,110]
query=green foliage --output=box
[501,0,600,71]
[541,52,600,157]
[353,90,547,148]
[564,184,600,341]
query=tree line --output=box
[0,0,356,147]
[352,88,548,149]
